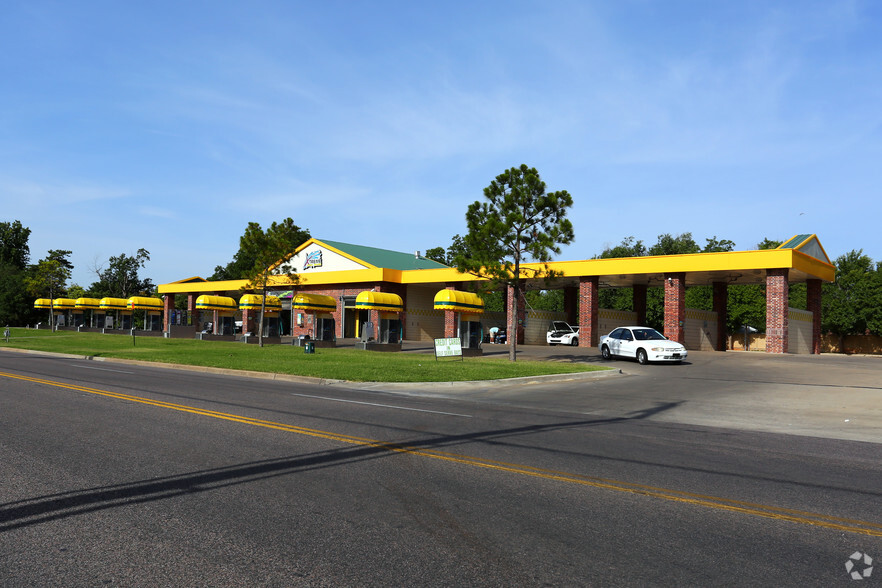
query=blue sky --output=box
[2,1,880,288]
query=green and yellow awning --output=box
[433,289,484,313]
[127,296,163,311]
[195,295,238,311]
[239,294,282,313]
[100,297,130,311]
[34,299,52,310]
[75,298,102,310]
[355,291,404,312]
[291,293,337,312]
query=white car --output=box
[547,321,580,346]
[599,326,687,364]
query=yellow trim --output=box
[158,238,836,294]
[34,298,52,309]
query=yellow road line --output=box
[3,370,881,538]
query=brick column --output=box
[664,273,685,343]
[187,293,198,328]
[766,269,789,353]
[162,294,174,333]
[807,279,822,354]
[241,308,255,335]
[712,282,728,351]
[443,284,457,338]
[578,276,599,347]
[633,285,647,326]
[506,283,526,344]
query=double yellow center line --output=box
[4,369,881,538]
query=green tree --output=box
[24,250,73,330]
[0,221,34,325]
[0,220,31,269]
[455,165,574,360]
[822,250,882,345]
[90,248,153,298]
[239,219,307,347]
[212,218,310,280]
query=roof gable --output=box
[777,234,831,264]
[293,239,449,271]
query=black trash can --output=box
[304,341,315,354]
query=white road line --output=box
[288,392,473,418]
[70,364,136,374]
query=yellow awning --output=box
[195,295,238,311]
[127,296,163,311]
[34,298,52,309]
[75,297,102,309]
[52,298,76,310]
[100,297,130,311]
[239,294,282,312]
[433,289,484,314]
[355,291,404,312]
[291,293,337,312]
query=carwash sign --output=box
[303,250,323,270]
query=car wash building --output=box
[157,234,835,354]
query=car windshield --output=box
[632,328,666,341]
[551,322,572,332]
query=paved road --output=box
[1,349,880,586]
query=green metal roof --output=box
[319,239,449,271]
[779,234,812,249]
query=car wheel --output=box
[570,337,578,347]
[636,349,648,365]
[601,345,612,360]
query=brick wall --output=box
[578,276,599,347]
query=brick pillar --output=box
[664,273,685,343]
[578,276,599,347]
[564,286,578,324]
[712,282,728,351]
[241,308,255,335]
[807,279,822,354]
[443,284,457,338]
[633,285,647,326]
[766,269,789,353]
[187,293,197,327]
[162,294,174,333]
[506,283,526,344]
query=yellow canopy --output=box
[195,295,238,311]
[291,293,337,312]
[53,298,76,310]
[239,294,282,312]
[34,298,52,309]
[127,296,163,311]
[355,291,404,312]
[433,289,484,314]
[100,297,130,311]
[75,298,102,309]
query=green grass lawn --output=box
[0,328,608,382]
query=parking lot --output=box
[379,343,882,444]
